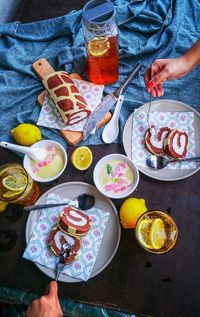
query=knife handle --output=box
[113,63,142,98]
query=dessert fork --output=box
[55,242,72,281]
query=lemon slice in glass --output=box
[2,175,27,192]
[88,37,110,57]
[150,218,167,250]
[71,146,93,171]
[137,219,154,249]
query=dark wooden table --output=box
[0,2,199,317]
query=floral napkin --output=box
[23,193,110,281]
[131,109,196,169]
[37,79,104,132]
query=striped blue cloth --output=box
[0,0,199,148]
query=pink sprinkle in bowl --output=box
[23,140,67,183]
[93,154,139,199]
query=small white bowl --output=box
[93,153,139,199]
[23,140,67,183]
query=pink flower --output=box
[43,237,49,244]
[46,251,52,258]
[40,224,47,231]
[86,253,93,260]
[82,239,89,246]
[139,126,145,132]
[75,262,81,270]
[94,229,100,237]
[159,115,165,121]
[180,115,186,121]
[51,215,57,222]
[31,246,37,253]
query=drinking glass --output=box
[0,163,40,206]
[135,210,178,254]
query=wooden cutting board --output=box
[32,58,111,145]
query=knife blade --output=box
[83,62,142,140]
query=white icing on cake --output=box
[54,231,75,250]
[171,133,187,155]
[65,209,87,227]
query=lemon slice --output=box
[137,219,154,249]
[88,37,110,57]
[71,146,93,171]
[2,175,27,191]
[150,218,167,250]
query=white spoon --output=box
[102,95,124,144]
[0,141,48,163]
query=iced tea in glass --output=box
[135,210,178,254]
[0,164,40,206]
[82,0,119,85]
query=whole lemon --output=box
[119,198,147,229]
[11,123,42,146]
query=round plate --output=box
[123,99,200,181]
[26,182,121,283]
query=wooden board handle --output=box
[32,58,55,80]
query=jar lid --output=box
[82,0,115,25]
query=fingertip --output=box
[48,281,58,296]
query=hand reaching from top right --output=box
[144,39,200,97]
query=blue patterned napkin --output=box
[23,193,110,281]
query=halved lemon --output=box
[88,37,110,57]
[137,219,154,249]
[71,146,93,171]
[2,175,27,192]
[150,218,167,250]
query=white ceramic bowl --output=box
[23,140,67,183]
[93,153,139,199]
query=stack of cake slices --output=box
[49,206,92,264]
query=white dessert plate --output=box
[123,99,200,181]
[26,182,121,283]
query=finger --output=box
[46,281,58,298]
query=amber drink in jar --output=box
[82,0,119,85]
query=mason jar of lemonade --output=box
[82,0,119,85]
[0,164,40,206]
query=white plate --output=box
[123,99,200,181]
[26,182,121,283]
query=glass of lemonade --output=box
[0,163,40,206]
[135,210,178,254]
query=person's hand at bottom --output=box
[26,281,63,317]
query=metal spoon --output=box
[0,141,48,163]
[146,155,200,170]
[23,194,95,211]
[102,95,124,144]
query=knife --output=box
[83,62,142,140]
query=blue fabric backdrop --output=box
[0,0,199,148]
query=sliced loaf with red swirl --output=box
[49,226,81,264]
[42,71,91,125]
[58,206,92,237]
[145,125,171,155]
[164,128,188,159]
